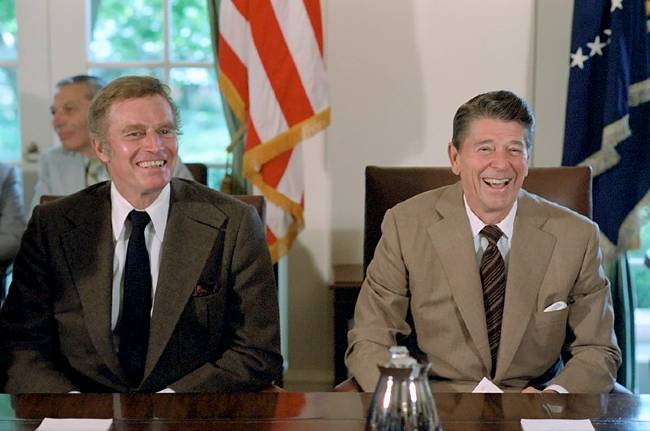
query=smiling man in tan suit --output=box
[346,90,620,393]
[0,76,282,393]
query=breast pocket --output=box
[529,307,569,354]
[191,289,226,351]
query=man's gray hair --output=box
[55,75,106,100]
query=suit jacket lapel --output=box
[428,183,492,371]
[143,181,227,379]
[495,191,556,380]
[60,185,126,381]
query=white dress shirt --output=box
[110,182,170,330]
[463,196,567,394]
[464,196,516,269]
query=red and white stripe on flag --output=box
[218,0,330,263]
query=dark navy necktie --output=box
[118,210,152,387]
[480,225,506,378]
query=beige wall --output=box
[283,0,545,389]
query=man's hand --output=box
[522,386,541,393]
[522,386,560,393]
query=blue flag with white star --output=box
[563,0,650,250]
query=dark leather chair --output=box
[185,163,208,185]
[337,165,630,393]
[234,195,266,226]
[39,195,60,205]
[363,166,592,272]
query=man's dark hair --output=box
[55,75,106,100]
[451,90,535,152]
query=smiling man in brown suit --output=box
[346,90,620,393]
[0,76,282,393]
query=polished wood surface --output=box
[1,392,649,430]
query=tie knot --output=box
[481,225,503,244]
[129,210,151,230]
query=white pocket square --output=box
[543,301,568,312]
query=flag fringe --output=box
[243,108,330,171]
[220,65,329,264]
[268,218,301,262]
[241,109,330,261]
[219,70,311,262]
[629,78,650,107]
[578,114,629,176]
[578,77,650,177]
[248,169,305,230]
[596,173,650,262]
[617,188,650,249]
[218,72,247,124]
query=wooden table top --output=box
[1,392,649,430]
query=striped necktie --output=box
[480,225,506,378]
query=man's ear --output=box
[523,144,531,177]
[448,142,461,176]
[92,136,110,163]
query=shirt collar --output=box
[111,182,171,243]
[463,195,517,242]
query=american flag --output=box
[218,0,330,262]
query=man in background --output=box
[0,163,25,262]
[31,75,193,211]
[0,162,25,303]
[0,76,282,392]
[346,90,620,393]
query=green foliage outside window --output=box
[89,0,164,62]
[0,0,17,61]
[170,0,213,62]
[169,68,229,164]
[0,68,20,161]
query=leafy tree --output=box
[171,0,213,62]
[0,0,17,61]
[90,0,164,62]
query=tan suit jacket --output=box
[346,182,620,393]
[0,179,282,393]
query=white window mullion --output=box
[49,0,87,85]
[164,0,171,81]
[88,62,211,69]
[16,0,53,164]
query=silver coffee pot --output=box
[366,346,442,431]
